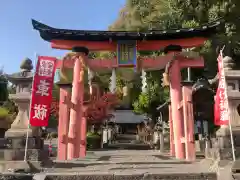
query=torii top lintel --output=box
[32,19,221,51]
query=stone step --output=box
[0,172,217,180]
[108,143,151,150]
[0,160,52,173]
[116,134,137,141]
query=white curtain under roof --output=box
[111,110,146,124]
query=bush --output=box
[2,100,18,115]
[87,132,101,149]
[0,107,9,118]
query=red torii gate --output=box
[32,19,221,160]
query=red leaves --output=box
[84,93,118,123]
[51,93,119,123]
[51,99,59,117]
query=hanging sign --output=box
[117,41,137,67]
[30,56,57,127]
[214,51,229,126]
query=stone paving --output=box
[45,150,214,174]
[41,140,233,179]
[0,149,232,179]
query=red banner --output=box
[30,56,57,126]
[214,51,229,126]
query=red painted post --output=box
[79,116,87,157]
[67,57,82,159]
[169,105,175,156]
[182,86,189,160]
[57,87,70,160]
[183,86,195,161]
[77,54,86,158]
[169,60,185,159]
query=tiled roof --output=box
[32,19,223,42]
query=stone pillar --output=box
[57,83,71,160]
[169,60,185,159]
[182,83,195,161]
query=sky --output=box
[0,0,126,74]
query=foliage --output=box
[85,92,118,123]
[0,107,9,118]
[87,132,101,149]
[133,71,169,121]
[2,99,18,115]
[108,0,240,122]
[87,132,101,138]
[7,84,16,94]
[0,74,8,104]
[48,114,58,128]
[50,99,59,118]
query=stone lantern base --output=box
[205,126,240,161]
[0,123,50,172]
[0,135,51,172]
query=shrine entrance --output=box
[32,19,221,161]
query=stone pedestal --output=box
[1,137,45,161]
[209,126,240,160]
[5,94,34,137]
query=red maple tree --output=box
[50,92,119,123]
[84,92,119,123]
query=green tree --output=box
[0,68,8,105]
[108,0,240,121]
[132,70,169,121]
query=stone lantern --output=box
[209,56,240,160]
[5,58,36,137]
[2,58,47,164]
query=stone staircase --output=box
[0,150,220,180]
[109,134,151,150]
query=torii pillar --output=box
[67,47,88,159]
[57,83,71,160]
[169,105,175,157]
[182,83,195,161]
[165,45,204,159]
[169,57,185,159]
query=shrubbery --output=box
[0,107,9,118]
